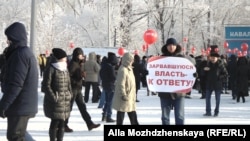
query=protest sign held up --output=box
[146,56,196,93]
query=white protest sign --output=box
[146,56,196,93]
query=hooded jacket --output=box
[83,52,100,82]
[68,47,85,89]
[0,22,38,117]
[100,52,117,91]
[112,52,136,112]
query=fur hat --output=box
[52,48,67,60]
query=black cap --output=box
[52,48,67,60]
[166,38,177,46]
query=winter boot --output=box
[128,111,139,125]
[101,113,107,122]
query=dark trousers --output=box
[160,97,184,125]
[102,89,114,119]
[84,82,99,103]
[237,91,245,103]
[205,89,221,115]
[39,65,45,77]
[141,75,147,87]
[49,119,64,141]
[116,111,139,125]
[65,88,93,127]
[7,116,30,141]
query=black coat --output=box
[68,60,84,90]
[205,59,228,90]
[0,22,38,117]
[236,57,250,96]
[132,55,143,91]
[100,53,117,91]
[43,63,72,120]
[100,62,116,91]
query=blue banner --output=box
[225,26,250,49]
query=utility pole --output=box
[30,0,37,53]
[207,0,211,48]
[114,27,117,47]
[107,0,111,47]
[181,0,184,43]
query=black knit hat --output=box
[52,48,67,60]
[107,52,118,65]
[166,38,177,46]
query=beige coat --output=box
[83,52,100,82]
[112,53,136,112]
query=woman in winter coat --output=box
[43,48,72,141]
[112,52,139,125]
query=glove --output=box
[122,95,128,101]
[0,110,5,118]
[143,70,149,75]
[193,72,198,78]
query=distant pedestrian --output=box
[100,52,118,122]
[132,54,144,102]
[140,55,148,88]
[83,52,101,103]
[203,50,228,117]
[227,54,238,100]
[236,56,250,103]
[98,56,108,108]
[38,53,47,77]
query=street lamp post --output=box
[30,0,37,53]
[107,0,111,47]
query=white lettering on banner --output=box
[146,56,196,93]
[230,32,250,37]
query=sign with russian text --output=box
[146,56,196,93]
[225,26,250,49]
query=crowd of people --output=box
[0,21,249,141]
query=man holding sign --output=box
[147,38,196,125]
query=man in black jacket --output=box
[65,47,100,132]
[203,51,228,117]
[100,52,118,122]
[0,22,38,141]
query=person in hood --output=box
[112,52,139,125]
[0,22,39,140]
[83,52,101,103]
[158,38,186,125]
[99,52,118,122]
